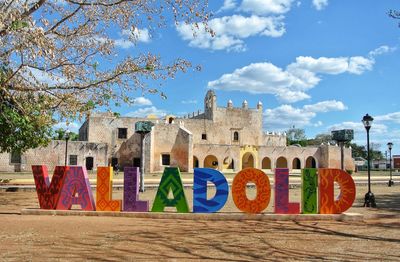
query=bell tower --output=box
[204,90,217,120]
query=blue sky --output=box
[58,0,400,155]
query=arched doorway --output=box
[193,156,199,168]
[223,156,234,170]
[262,157,271,169]
[306,156,317,168]
[242,152,254,169]
[276,156,288,168]
[204,155,218,169]
[86,157,94,171]
[292,158,301,169]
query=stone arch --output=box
[204,155,218,169]
[276,156,288,168]
[223,156,234,170]
[193,156,199,168]
[292,158,301,169]
[242,152,254,169]
[305,156,317,168]
[261,157,271,169]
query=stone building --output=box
[0,90,354,173]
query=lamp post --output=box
[387,142,394,187]
[362,114,376,207]
[64,130,71,166]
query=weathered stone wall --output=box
[0,140,108,173]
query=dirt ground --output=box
[0,184,399,261]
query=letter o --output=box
[232,168,271,213]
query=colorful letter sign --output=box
[193,168,229,213]
[32,165,68,209]
[151,167,189,213]
[232,168,271,214]
[275,168,300,214]
[96,166,121,211]
[32,165,357,215]
[301,168,318,214]
[57,166,95,211]
[123,167,149,212]
[319,168,356,214]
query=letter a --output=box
[57,166,95,211]
[193,168,229,213]
[151,167,189,213]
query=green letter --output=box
[151,167,189,213]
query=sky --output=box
[57,0,400,155]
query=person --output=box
[115,163,120,175]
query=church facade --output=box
[0,90,354,173]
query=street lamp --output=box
[362,114,376,207]
[64,130,71,166]
[387,142,394,187]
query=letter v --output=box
[32,165,68,209]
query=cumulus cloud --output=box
[133,97,152,106]
[327,121,388,135]
[124,106,167,118]
[208,47,388,102]
[239,0,294,15]
[312,0,328,10]
[53,122,80,133]
[176,15,285,52]
[218,0,237,12]
[264,100,347,130]
[374,112,400,123]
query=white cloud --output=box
[303,100,347,112]
[327,121,388,135]
[312,0,328,10]
[181,99,198,104]
[124,106,167,118]
[133,97,152,106]
[53,122,80,133]
[121,28,151,43]
[368,45,397,57]
[176,15,285,52]
[218,0,237,12]
[375,112,400,124]
[264,100,347,130]
[208,48,383,102]
[240,0,294,15]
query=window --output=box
[133,158,141,167]
[233,131,239,141]
[118,128,128,139]
[11,151,21,164]
[161,154,170,166]
[69,155,78,165]
[201,133,207,140]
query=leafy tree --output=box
[349,142,383,160]
[307,133,333,146]
[0,0,210,153]
[53,128,79,141]
[286,127,308,146]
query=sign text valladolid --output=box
[32,166,355,214]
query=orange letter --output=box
[319,169,356,214]
[232,168,271,214]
